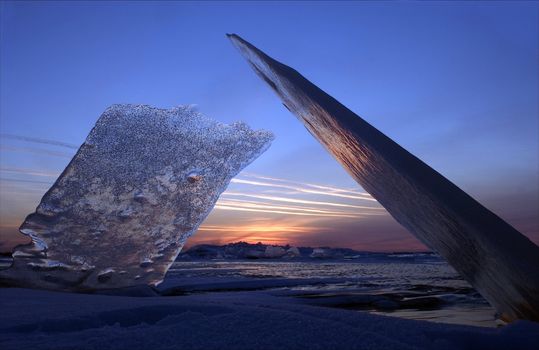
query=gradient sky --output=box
[1,1,538,252]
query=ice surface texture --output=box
[2,288,539,350]
[228,34,539,322]
[0,104,273,291]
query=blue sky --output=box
[1,1,537,252]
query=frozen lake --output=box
[165,255,498,328]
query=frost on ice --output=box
[0,104,273,291]
[228,34,539,322]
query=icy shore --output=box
[1,287,538,350]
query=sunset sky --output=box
[1,1,537,252]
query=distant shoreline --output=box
[177,241,434,261]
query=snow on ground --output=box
[1,287,538,350]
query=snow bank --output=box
[1,288,538,350]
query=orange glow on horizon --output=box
[195,220,321,246]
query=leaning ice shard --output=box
[0,104,273,291]
[228,34,539,322]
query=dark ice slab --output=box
[0,104,273,291]
[228,34,539,322]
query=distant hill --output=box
[176,242,434,261]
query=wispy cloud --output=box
[243,173,372,198]
[0,134,391,247]
[222,191,383,210]
[199,173,387,244]
[0,177,54,185]
[215,199,361,218]
[231,177,375,201]
[214,204,358,218]
[0,167,60,178]
[0,168,58,188]
[0,133,79,149]
[198,224,311,234]
[0,165,385,223]
[0,145,74,158]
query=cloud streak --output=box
[231,178,376,201]
[198,224,311,234]
[0,133,79,149]
[0,178,54,185]
[0,167,60,178]
[0,163,386,233]
[222,191,383,211]
[243,173,372,197]
[0,134,392,248]
[215,199,361,218]
[0,145,74,158]
[214,204,358,218]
